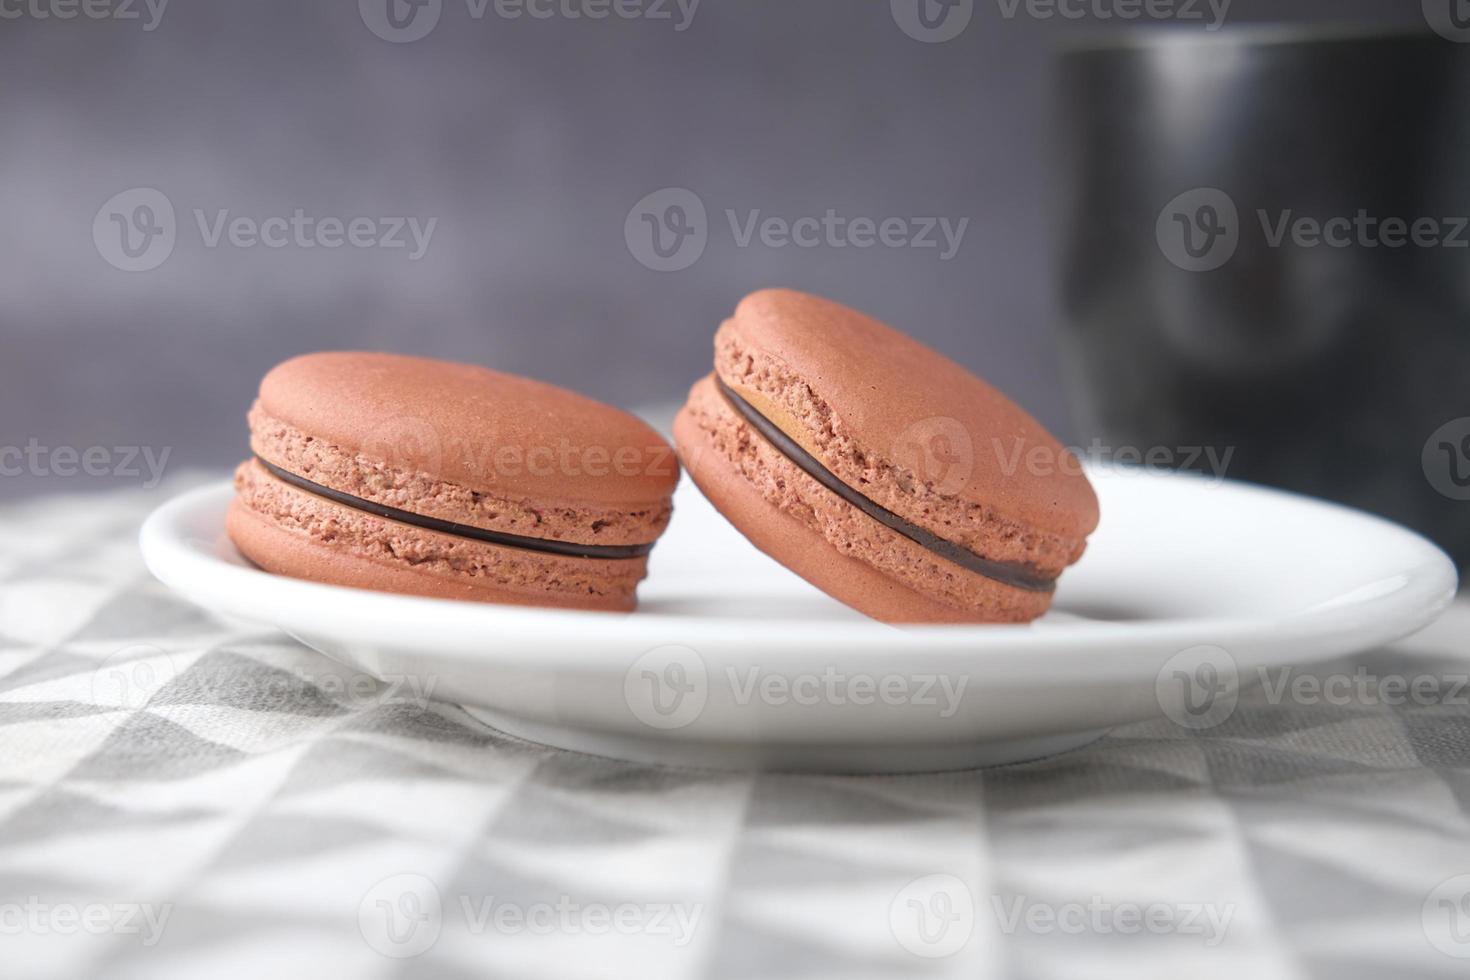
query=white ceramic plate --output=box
[140,468,1457,772]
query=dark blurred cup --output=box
[1054,28,1470,572]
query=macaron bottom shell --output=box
[673,375,1053,624]
[228,459,647,612]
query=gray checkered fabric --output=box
[3,476,1470,980]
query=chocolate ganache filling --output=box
[714,377,1057,593]
[255,457,655,561]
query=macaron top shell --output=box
[250,352,678,546]
[714,289,1099,542]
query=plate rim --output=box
[139,470,1459,671]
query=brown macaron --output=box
[673,289,1099,624]
[228,352,679,611]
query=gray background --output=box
[0,0,1427,498]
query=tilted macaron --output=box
[228,352,679,611]
[673,289,1099,624]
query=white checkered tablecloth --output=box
[3,475,1470,980]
